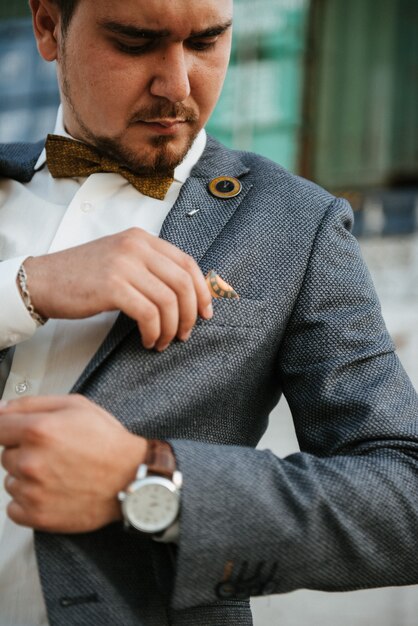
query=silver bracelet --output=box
[17,260,48,326]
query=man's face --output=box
[55,0,233,173]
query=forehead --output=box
[79,0,233,37]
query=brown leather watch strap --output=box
[145,440,177,479]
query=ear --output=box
[29,0,62,62]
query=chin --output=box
[128,134,195,173]
[84,124,197,175]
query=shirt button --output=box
[80,201,93,213]
[15,380,30,395]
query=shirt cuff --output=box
[0,256,38,349]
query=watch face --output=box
[125,477,179,533]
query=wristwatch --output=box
[118,440,182,538]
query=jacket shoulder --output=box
[204,135,337,220]
[238,149,336,214]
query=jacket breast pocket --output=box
[200,297,268,330]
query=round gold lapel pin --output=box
[208,177,242,199]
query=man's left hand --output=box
[0,395,147,533]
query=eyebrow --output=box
[99,19,233,41]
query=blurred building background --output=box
[1,1,418,624]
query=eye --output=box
[187,37,218,52]
[115,40,155,55]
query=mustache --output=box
[129,102,199,124]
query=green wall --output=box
[310,0,418,189]
[207,0,310,172]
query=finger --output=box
[126,264,180,350]
[114,283,161,349]
[111,245,196,348]
[1,447,20,477]
[6,477,50,530]
[5,474,43,505]
[138,255,197,345]
[0,413,29,447]
[0,395,73,415]
[191,266,213,320]
[7,499,34,529]
[0,411,59,448]
[4,473,18,497]
[150,238,213,319]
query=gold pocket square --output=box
[206,270,239,300]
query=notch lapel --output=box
[160,136,252,262]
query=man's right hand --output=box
[24,228,213,351]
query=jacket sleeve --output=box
[168,197,418,610]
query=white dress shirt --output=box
[0,106,206,626]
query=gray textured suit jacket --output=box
[1,136,418,626]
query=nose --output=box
[150,44,191,103]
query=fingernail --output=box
[203,303,213,319]
[0,400,8,410]
[156,343,170,353]
[179,330,192,342]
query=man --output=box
[0,0,417,624]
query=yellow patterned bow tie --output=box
[45,134,174,201]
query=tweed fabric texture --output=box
[1,136,418,625]
[0,139,44,183]
[46,134,174,200]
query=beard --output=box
[60,59,200,176]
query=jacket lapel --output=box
[73,136,252,392]
[160,136,251,262]
[72,312,134,393]
[0,140,45,182]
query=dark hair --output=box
[50,0,80,33]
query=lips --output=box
[146,119,186,127]
[137,119,187,136]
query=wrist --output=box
[117,432,148,488]
[18,256,49,321]
[105,433,147,523]
[16,257,48,326]
[119,438,177,487]
[144,439,177,476]
[118,439,181,535]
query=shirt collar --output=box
[35,104,207,183]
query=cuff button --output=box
[215,581,236,599]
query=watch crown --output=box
[117,491,126,502]
[136,463,148,480]
[173,470,183,489]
